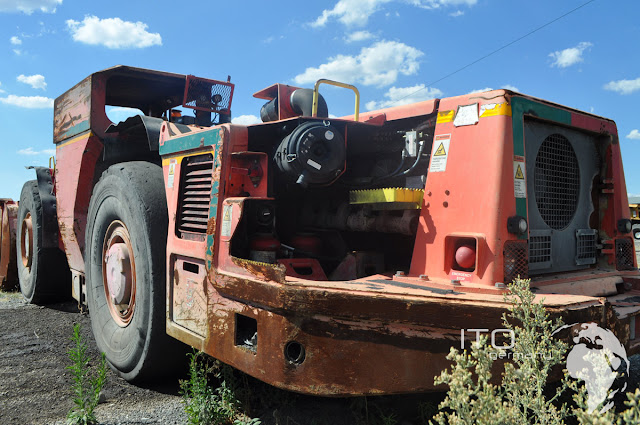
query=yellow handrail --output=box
[312,79,360,122]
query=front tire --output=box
[85,162,181,382]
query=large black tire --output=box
[85,162,183,382]
[16,180,70,303]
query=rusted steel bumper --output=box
[193,267,640,396]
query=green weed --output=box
[66,323,108,425]
[180,350,261,425]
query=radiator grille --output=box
[529,234,552,266]
[534,134,579,230]
[616,238,635,270]
[504,240,528,284]
[576,230,597,265]
[177,154,213,237]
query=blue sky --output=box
[1,0,639,200]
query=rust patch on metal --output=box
[206,217,216,235]
[231,257,286,283]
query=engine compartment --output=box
[229,114,436,281]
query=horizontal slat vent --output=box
[177,154,213,237]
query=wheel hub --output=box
[21,213,33,270]
[102,220,136,326]
[105,242,132,304]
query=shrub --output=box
[432,277,640,424]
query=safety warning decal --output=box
[513,156,526,198]
[430,134,451,172]
[221,204,233,237]
[167,159,176,188]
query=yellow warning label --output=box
[436,110,454,124]
[223,208,231,221]
[434,143,447,156]
[515,164,524,179]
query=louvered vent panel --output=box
[177,154,213,238]
[576,229,597,265]
[529,231,552,270]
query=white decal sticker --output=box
[221,205,233,237]
[453,103,479,127]
[513,156,526,198]
[167,160,176,188]
[429,134,451,173]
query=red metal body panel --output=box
[411,93,514,285]
[55,134,103,272]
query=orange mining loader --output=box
[4,65,640,394]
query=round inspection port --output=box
[284,341,306,365]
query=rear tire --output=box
[85,162,183,382]
[16,180,69,303]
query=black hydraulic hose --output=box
[394,140,426,177]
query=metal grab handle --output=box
[312,79,360,122]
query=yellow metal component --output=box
[313,79,360,122]
[349,188,424,210]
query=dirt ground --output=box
[3,288,640,425]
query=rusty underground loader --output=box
[9,65,640,394]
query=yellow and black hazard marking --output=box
[514,164,524,180]
[434,143,447,156]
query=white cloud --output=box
[66,15,162,49]
[344,30,374,43]
[0,0,61,14]
[627,130,640,140]
[294,40,423,88]
[0,82,4,94]
[449,10,464,17]
[232,114,262,125]
[10,36,22,45]
[549,42,592,68]
[501,84,519,92]
[366,84,442,110]
[105,106,143,123]
[604,77,640,95]
[17,147,55,155]
[17,74,46,90]
[0,94,53,108]
[13,49,22,55]
[467,87,493,94]
[311,0,476,27]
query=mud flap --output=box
[27,166,59,249]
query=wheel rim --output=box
[102,220,136,327]
[21,213,33,269]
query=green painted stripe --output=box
[56,121,90,144]
[206,137,223,271]
[159,128,222,156]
